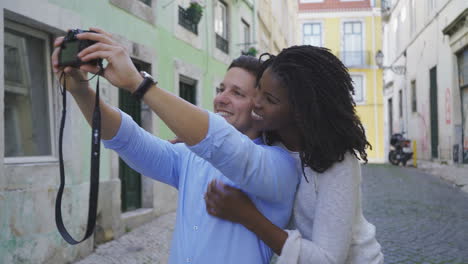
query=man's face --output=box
[213,67,258,135]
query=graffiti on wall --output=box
[417,103,429,154]
[445,88,451,125]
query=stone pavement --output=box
[75,164,468,264]
[363,164,468,264]
[75,212,175,264]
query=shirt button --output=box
[186,257,191,263]
[193,225,198,230]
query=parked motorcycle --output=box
[388,133,413,166]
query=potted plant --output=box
[186,0,203,25]
[242,47,258,57]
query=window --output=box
[179,6,198,34]
[109,0,154,23]
[395,18,400,53]
[4,21,53,159]
[398,89,403,118]
[382,0,391,11]
[179,75,197,105]
[241,19,250,50]
[139,0,151,6]
[410,0,416,35]
[343,21,364,66]
[303,23,322,47]
[428,0,436,13]
[350,75,364,102]
[300,0,324,3]
[411,80,417,112]
[215,0,229,53]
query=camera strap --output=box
[56,72,101,245]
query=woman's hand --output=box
[206,180,289,255]
[168,137,183,144]
[76,27,143,92]
[204,180,259,227]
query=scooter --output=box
[388,133,413,166]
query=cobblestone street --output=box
[76,164,468,264]
[362,164,468,264]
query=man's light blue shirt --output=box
[103,110,299,264]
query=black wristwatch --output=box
[132,71,157,100]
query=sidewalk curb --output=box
[416,162,468,194]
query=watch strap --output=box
[132,72,157,100]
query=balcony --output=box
[216,34,229,54]
[338,51,371,68]
[178,6,198,35]
[381,0,392,21]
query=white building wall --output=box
[382,0,468,163]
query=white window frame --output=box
[341,19,366,67]
[179,75,198,105]
[427,0,436,14]
[215,0,228,39]
[300,0,324,3]
[302,22,322,47]
[4,21,56,164]
[213,0,231,64]
[241,19,251,48]
[410,0,416,35]
[350,73,366,104]
[173,59,203,107]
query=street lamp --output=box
[375,50,406,75]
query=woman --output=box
[204,46,384,264]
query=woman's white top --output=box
[277,148,384,264]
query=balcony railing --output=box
[338,51,371,68]
[216,34,229,54]
[178,6,198,35]
[381,0,392,20]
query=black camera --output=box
[59,29,102,67]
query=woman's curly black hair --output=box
[257,45,371,173]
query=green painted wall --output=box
[1,0,255,262]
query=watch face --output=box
[140,71,154,82]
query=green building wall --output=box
[0,0,256,263]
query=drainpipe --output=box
[372,9,381,161]
[253,0,257,50]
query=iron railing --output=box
[338,51,371,68]
[216,33,229,54]
[178,6,198,35]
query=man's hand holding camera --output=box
[76,28,143,92]
[52,36,89,94]
[52,27,143,93]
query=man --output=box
[52,28,299,263]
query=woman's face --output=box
[251,67,295,132]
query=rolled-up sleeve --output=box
[188,111,298,202]
[103,109,182,188]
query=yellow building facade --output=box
[298,0,384,162]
